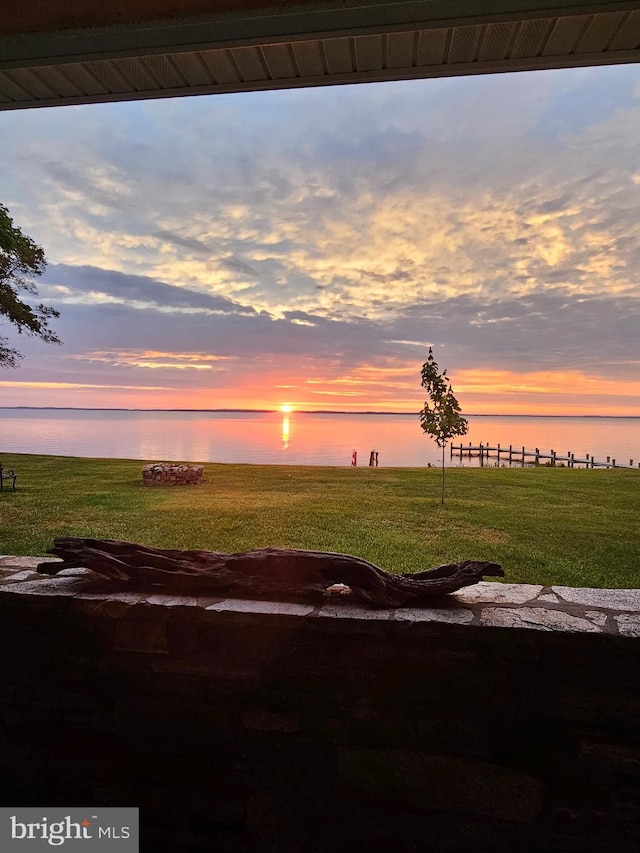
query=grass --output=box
[0,453,639,588]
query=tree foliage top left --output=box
[0,203,60,368]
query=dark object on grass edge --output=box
[38,538,504,608]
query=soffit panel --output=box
[1,6,640,109]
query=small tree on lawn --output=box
[419,348,468,504]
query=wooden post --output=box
[351,450,357,466]
[521,446,525,465]
[551,450,556,466]
[570,453,574,468]
[535,447,539,465]
[508,444,513,463]
[480,443,484,467]
[612,458,616,468]
[497,443,501,464]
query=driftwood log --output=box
[38,537,503,608]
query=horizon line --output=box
[0,406,638,419]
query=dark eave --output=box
[1,1,639,109]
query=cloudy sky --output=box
[1,64,640,414]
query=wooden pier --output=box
[450,442,639,470]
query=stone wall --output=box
[0,557,638,852]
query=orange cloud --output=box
[455,368,640,398]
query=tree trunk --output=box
[37,538,504,608]
[441,443,445,504]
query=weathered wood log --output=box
[38,538,504,608]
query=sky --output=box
[1,64,640,414]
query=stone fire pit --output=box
[142,463,203,486]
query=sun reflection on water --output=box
[282,413,290,450]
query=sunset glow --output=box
[1,66,639,415]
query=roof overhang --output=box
[1,1,639,110]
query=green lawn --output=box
[0,453,638,588]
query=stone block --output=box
[206,598,313,617]
[317,604,394,621]
[453,582,544,605]
[480,606,606,633]
[151,656,265,684]
[73,592,148,618]
[144,594,199,608]
[243,709,300,733]
[114,699,237,751]
[551,587,640,612]
[394,605,474,625]
[417,717,496,759]
[339,746,545,822]
[114,620,168,653]
[0,566,23,579]
[0,556,59,570]
[57,567,96,577]
[1,570,43,582]
[0,577,84,597]
[580,742,640,775]
[166,621,200,656]
[615,614,640,637]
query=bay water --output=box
[0,409,637,468]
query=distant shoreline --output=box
[0,407,638,419]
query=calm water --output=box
[0,409,638,468]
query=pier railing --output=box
[450,442,638,469]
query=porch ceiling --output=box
[1,1,639,110]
